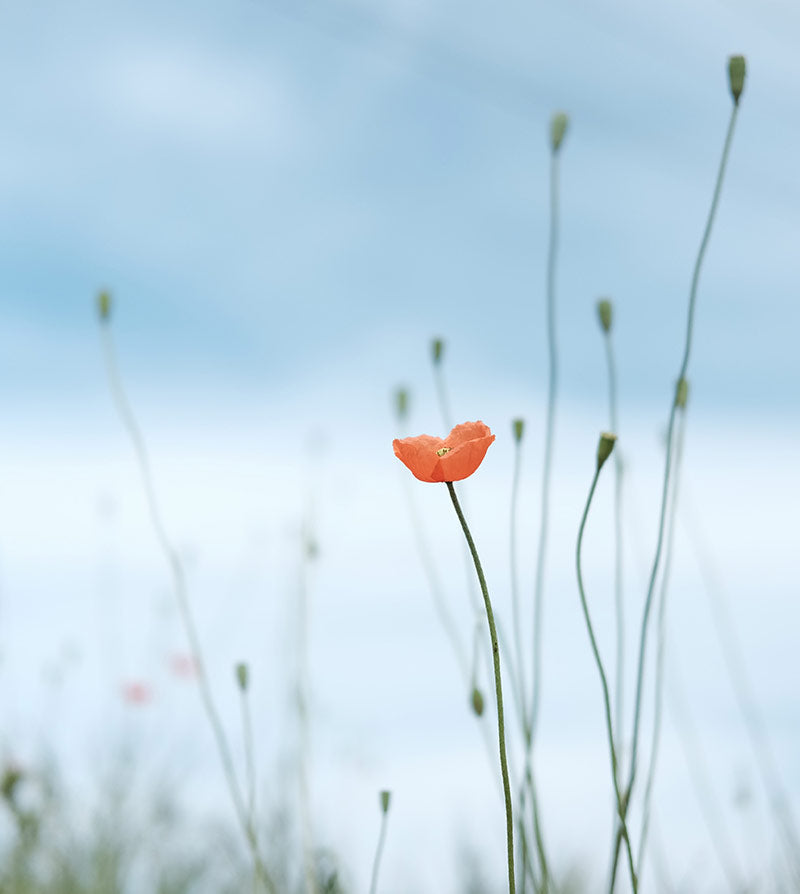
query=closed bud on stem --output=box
[235,662,249,692]
[394,387,409,422]
[379,790,392,814]
[596,432,617,471]
[97,290,111,322]
[512,418,525,443]
[470,687,485,717]
[550,111,569,153]
[596,298,613,333]
[728,55,746,105]
[431,338,444,366]
[675,377,689,409]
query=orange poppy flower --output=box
[393,421,495,482]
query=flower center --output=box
[436,447,450,457]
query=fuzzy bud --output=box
[596,298,613,333]
[471,687,485,717]
[380,790,392,814]
[596,432,617,471]
[728,55,746,105]
[394,387,409,422]
[235,662,249,692]
[550,112,569,153]
[97,290,111,322]
[431,338,444,366]
[512,418,525,444]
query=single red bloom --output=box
[393,421,495,482]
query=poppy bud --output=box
[596,298,613,333]
[512,418,525,443]
[728,55,746,105]
[379,790,392,814]
[394,387,409,422]
[675,377,689,409]
[431,338,444,366]
[471,687,485,717]
[596,431,617,471]
[235,662,249,692]
[550,112,569,153]
[97,290,111,322]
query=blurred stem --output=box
[602,329,625,751]
[100,323,275,894]
[368,804,391,894]
[446,482,516,894]
[620,100,741,857]
[576,463,637,894]
[531,149,562,741]
[637,406,686,880]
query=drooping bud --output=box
[728,55,746,105]
[675,377,689,409]
[470,687,485,717]
[431,338,444,366]
[512,418,525,444]
[394,387,409,422]
[550,112,569,153]
[596,432,617,471]
[97,290,111,322]
[380,790,392,814]
[596,298,613,333]
[235,662,249,692]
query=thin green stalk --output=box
[446,481,515,894]
[238,682,259,894]
[618,99,741,864]
[601,327,625,750]
[99,316,275,893]
[530,146,562,741]
[575,450,637,894]
[637,406,686,880]
[298,520,319,894]
[369,793,392,894]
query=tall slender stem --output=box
[602,330,625,750]
[611,99,742,886]
[446,482,515,894]
[576,459,637,894]
[100,322,275,893]
[626,101,739,797]
[531,149,561,740]
[637,406,686,879]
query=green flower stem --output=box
[601,329,625,750]
[616,101,742,874]
[368,801,391,894]
[100,323,275,894]
[576,464,637,894]
[637,406,686,879]
[531,148,562,741]
[446,481,515,894]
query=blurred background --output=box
[1,0,799,890]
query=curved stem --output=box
[446,482,515,894]
[628,101,739,790]
[637,406,686,880]
[531,150,561,740]
[368,806,391,894]
[619,102,740,855]
[100,325,275,893]
[576,464,637,894]
[602,331,625,751]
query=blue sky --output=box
[2,0,800,890]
